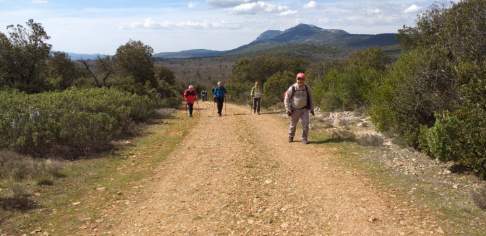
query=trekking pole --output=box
[225,96,228,115]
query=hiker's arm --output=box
[308,86,314,111]
[307,86,315,115]
[284,87,292,113]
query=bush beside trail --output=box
[0,88,158,158]
[369,0,486,177]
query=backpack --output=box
[286,84,311,109]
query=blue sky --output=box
[0,0,457,54]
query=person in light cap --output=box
[183,85,198,117]
[212,81,227,116]
[284,72,314,144]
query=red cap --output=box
[296,72,305,80]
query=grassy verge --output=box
[0,109,197,235]
[311,130,486,236]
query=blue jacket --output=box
[212,86,227,99]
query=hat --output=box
[296,72,305,80]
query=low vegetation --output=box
[0,88,157,158]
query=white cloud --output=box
[304,1,317,9]
[367,8,381,15]
[404,4,420,14]
[188,2,196,8]
[280,10,297,16]
[32,0,48,4]
[232,1,295,15]
[123,18,241,30]
[207,0,256,8]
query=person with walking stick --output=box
[183,85,198,117]
[250,80,263,115]
[212,81,227,117]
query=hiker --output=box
[183,85,198,117]
[212,81,227,116]
[201,90,208,101]
[250,81,263,115]
[284,72,315,144]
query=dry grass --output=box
[0,151,64,182]
[0,151,64,212]
[472,185,486,210]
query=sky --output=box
[0,0,458,54]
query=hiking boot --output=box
[302,139,309,144]
[288,137,294,143]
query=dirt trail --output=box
[97,103,443,235]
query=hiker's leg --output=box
[256,98,261,114]
[188,103,194,116]
[217,99,224,115]
[301,109,310,141]
[288,109,301,139]
[252,98,257,113]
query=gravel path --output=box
[97,103,443,235]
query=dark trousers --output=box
[215,97,224,115]
[187,103,194,116]
[253,97,261,114]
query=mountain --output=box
[154,49,223,59]
[67,53,108,61]
[255,30,283,42]
[154,24,398,59]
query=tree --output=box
[263,71,295,107]
[0,19,51,92]
[47,52,79,89]
[231,55,307,84]
[228,55,307,103]
[80,56,114,87]
[370,0,486,176]
[115,40,158,89]
[157,65,176,85]
[311,48,388,111]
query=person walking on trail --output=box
[250,81,263,115]
[212,81,227,117]
[183,85,198,117]
[201,89,208,101]
[284,72,315,144]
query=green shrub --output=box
[422,108,486,177]
[228,55,307,105]
[371,0,486,160]
[423,112,461,162]
[0,88,157,158]
[263,71,295,107]
[312,48,388,112]
[369,49,457,147]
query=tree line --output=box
[0,19,181,100]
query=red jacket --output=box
[183,89,198,104]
